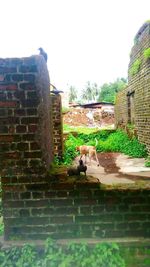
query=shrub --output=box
[129,59,141,76]
[144,47,150,60]
[145,156,150,167]
[0,238,125,267]
[62,134,83,165]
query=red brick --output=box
[22,134,35,141]
[24,151,42,158]
[8,126,15,134]
[3,152,21,159]
[21,99,39,107]
[14,109,26,116]
[19,82,36,90]
[16,125,27,133]
[0,101,17,107]
[30,142,40,150]
[0,135,14,142]
[50,216,73,224]
[3,185,25,192]
[0,84,17,90]
[17,142,29,151]
[26,109,37,116]
[28,125,38,133]
[0,117,19,125]
[21,117,39,124]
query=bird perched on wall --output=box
[38,47,48,62]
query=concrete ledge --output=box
[1,236,150,249]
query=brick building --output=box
[115,22,150,153]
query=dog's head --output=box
[79,159,84,165]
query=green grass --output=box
[61,128,147,165]
[63,124,100,134]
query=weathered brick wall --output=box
[0,56,54,240]
[3,181,150,240]
[115,22,150,153]
[50,93,63,159]
[115,89,128,127]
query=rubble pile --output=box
[63,107,114,127]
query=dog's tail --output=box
[95,138,98,147]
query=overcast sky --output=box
[0,0,149,91]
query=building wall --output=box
[50,93,63,159]
[115,22,150,153]
[0,56,54,239]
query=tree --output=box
[68,86,77,103]
[81,81,100,103]
[98,78,127,103]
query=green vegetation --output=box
[63,124,99,134]
[61,129,147,165]
[129,59,141,76]
[62,106,70,114]
[97,78,127,103]
[0,238,125,267]
[120,246,150,267]
[145,156,150,167]
[68,78,127,104]
[144,47,150,60]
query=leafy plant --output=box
[144,47,150,60]
[0,238,126,267]
[129,59,141,76]
[144,249,150,266]
[0,220,4,236]
[145,156,150,167]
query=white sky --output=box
[0,0,149,91]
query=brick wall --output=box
[3,180,150,240]
[1,55,150,241]
[0,55,54,240]
[50,93,63,160]
[115,22,150,153]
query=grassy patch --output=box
[62,129,147,165]
[63,124,100,134]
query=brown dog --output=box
[76,140,100,166]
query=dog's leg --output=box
[85,154,87,164]
[94,151,100,166]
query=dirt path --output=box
[75,152,150,186]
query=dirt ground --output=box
[74,152,150,188]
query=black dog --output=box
[67,160,87,176]
[77,159,87,176]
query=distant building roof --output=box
[70,102,114,108]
